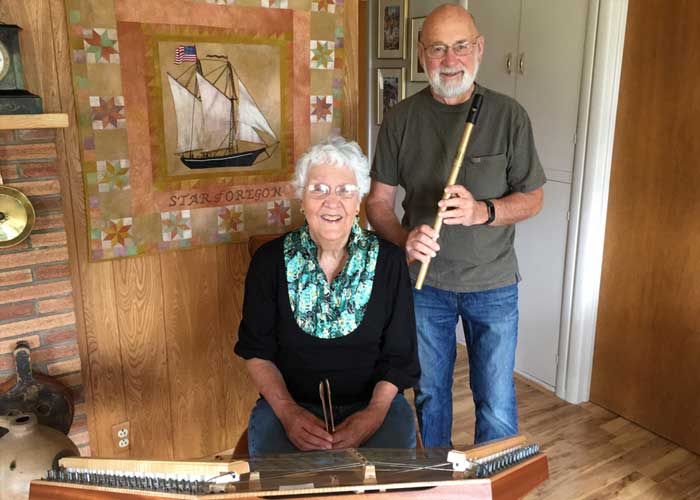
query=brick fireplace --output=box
[0,127,89,454]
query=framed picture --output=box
[409,17,428,82]
[376,68,405,124]
[377,0,407,59]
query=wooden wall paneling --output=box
[216,244,255,448]
[113,256,174,459]
[160,248,228,459]
[80,263,131,457]
[47,0,133,458]
[342,0,359,142]
[590,0,700,455]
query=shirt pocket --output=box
[461,153,509,200]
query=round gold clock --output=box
[0,40,10,82]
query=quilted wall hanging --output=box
[64,0,348,260]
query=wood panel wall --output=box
[2,0,358,459]
[590,0,700,455]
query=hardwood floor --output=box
[409,345,700,500]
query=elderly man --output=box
[367,4,545,447]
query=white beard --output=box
[427,60,480,99]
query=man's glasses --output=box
[306,183,359,200]
[421,38,479,59]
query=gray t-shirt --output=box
[371,84,546,292]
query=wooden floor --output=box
[410,345,700,500]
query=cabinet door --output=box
[516,0,589,180]
[513,1,588,389]
[515,180,571,388]
[468,0,521,97]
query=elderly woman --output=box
[234,137,420,455]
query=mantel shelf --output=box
[0,113,69,130]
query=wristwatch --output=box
[482,199,495,225]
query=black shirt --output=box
[234,235,420,405]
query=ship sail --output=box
[195,73,234,152]
[168,52,279,169]
[236,77,277,144]
[167,74,204,153]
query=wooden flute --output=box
[415,93,484,290]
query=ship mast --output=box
[227,61,238,153]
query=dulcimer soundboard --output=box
[28,434,548,500]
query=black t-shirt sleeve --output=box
[374,243,421,390]
[234,241,280,361]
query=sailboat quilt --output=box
[64,0,350,260]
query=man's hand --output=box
[331,406,385,449]
[277,402,333,451]
[405,225,440,264]
[437,185,487,226]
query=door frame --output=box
[556,0,629,403]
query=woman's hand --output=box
[331,406,385,449]
[245,359,332,451]
[277,402,334,451]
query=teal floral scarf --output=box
[284,221,379,339]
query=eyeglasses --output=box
[421,39,480,59]
[306,183,359,199]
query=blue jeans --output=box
[248,394,416,456]
[413,283,519,446]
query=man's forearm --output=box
[490,188,543,226]
[366,199,408,247]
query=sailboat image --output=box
[167,47,279,169]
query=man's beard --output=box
[427,61,479,99]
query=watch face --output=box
[0,41,9,81]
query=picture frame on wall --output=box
[376,68,405,124]
[409,17,428,82]
[377,0,407,59]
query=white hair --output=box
[292,136,370,199]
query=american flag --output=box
[175,45,197,64]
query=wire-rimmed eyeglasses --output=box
[306,183,359,199]
[420,38,480,59]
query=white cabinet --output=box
[469,0,589,388]
[469,0,521,98]
[514,181,572,387]
[516,1,589,181]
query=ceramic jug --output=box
[0,412,79,500]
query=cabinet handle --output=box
[518,53,525,75]
[506,53,513,74]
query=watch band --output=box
[482,199,495,225]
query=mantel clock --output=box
[0,23,42,114]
